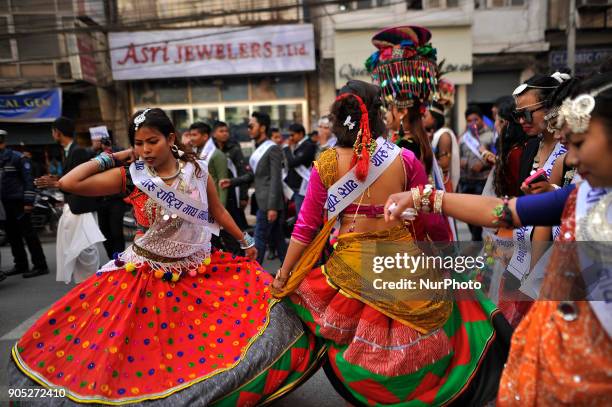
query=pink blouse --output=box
[292,149,450,244]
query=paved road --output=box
[0,242,343,406]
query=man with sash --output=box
[35,117,104,283]
[213,121,249,254]
[283,123,317,214]
[225,112,287,265]
[189,121,228,207]
[459,105,494,240]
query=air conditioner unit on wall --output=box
[577,0,612,8]
[54,61,74,82]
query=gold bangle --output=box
[411,187,421,212]
[434,190,444,214]
[421,184,433,213]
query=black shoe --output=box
[4,267,28,276]
[23,267,50,278]
[267,252,277,260]
[0,272,6,282]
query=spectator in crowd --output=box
[270,127,284,146]
[36,117,105,283]
[213,120,249,254]
[459,105,495,240]
[190,122,228,207]
[181,130,192,153]
[91,134,126,258]
[47,150,63,177]
[0,129,49,278]
[316,115,336,155]
[283,123,317,214]
[224,112,287,265]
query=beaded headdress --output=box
[365,26,438,108]
[558,82,612,134]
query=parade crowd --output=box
[1,24,611,406]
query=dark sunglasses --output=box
[512,105,545,124]
[247,124,255,129]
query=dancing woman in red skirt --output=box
[9,108,322,406]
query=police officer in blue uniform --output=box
[0,130,49,278]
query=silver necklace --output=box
[148,160,181,180]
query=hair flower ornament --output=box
[134,108,152,131]
[343,115,356,130]
[558,82,612,133]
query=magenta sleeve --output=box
[291,167,327,244]
[402,149,451,242]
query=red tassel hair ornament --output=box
[335,93,376,181]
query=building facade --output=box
[0,0,121,147]
[312,0,552,131]
[112,0,315,142]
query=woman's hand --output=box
[113,148,136,165]
[520,180,554,195]
[271,271,289,294]
[244,246,257,261]
[384,191,415,222]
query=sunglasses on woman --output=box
[512,105,545,124]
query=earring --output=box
[398,120,405,138]
[171,144,185,157]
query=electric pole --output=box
[567,0,576,72]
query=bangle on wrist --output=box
[275,269,291,282]
[492,195,513,227]
[411,187,422,212]
[91,152,116,172]
[239,232,255,250]
[433,190,444,214]
[420,184,434,213]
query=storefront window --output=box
[193,108,220,125]
[164,109,190,132]
[191,79,219,103]
[275,76,305,99]
[251,76,305,100]
[220,78,248,101]
[157,80,188,104]
[224,106,250,142]
[254,103,303,134]
[132,81,158,105]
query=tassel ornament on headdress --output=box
[335,93,376,182]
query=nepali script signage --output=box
[109,24,316,81]
[0,88,62,123]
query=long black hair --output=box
[330,80,386,147]
[494,96,528,196]
[128,108,202,176]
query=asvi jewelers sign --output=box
[109,24,315,80]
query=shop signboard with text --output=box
[0,88,62,123]
[109,25,315,81]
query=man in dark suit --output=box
[222,112,287,265]
[283,123,317,214]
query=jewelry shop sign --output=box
[109,24,315,81]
